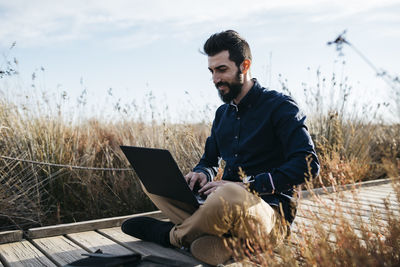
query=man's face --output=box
[208,50,244,104]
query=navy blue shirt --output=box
[193,79,320,223]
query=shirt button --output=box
[237,117,240,120]
[234,154,238,157]
[234,136,238,139]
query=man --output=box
[122,30,319,265]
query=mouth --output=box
[216,82,229,92]
[218,85,227,91]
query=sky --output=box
[0,0,399,122]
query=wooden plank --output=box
[367,185,398,194]
[298,193,398,230]
[299,197,394,217]
[0,230,23,244]
[292,216,338,243]
[353,195,399,207]
[367,190,396,197]
[300,197,365,214]
[303,193,399,218]
[373,183,397,189]
[354,191,398,202]
[298,202,398,238]
[323,185,396,199]
[365,185,396,192]
[98,227,203,266]
[360,189,397,199]
[0,240,56,267]
[300,178,397,199]
[293,212,383,254]
[67,231,133,255]
[293,211,375,245]
[316,189,399,210]
[298,202,380,223]
[32,235,88,266]
[338,194,399,210]
[297,205,387,232]
[27,210,165,239]
[358,184,396,194]
[97,227,164,256]
[366,190,398,198]
[299,195,386,214]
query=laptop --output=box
[120,146,205,208]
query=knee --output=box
[213,183,247,203]
[206,183,248,210]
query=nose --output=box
[212,72,221,85]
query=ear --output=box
[240,59,251,74]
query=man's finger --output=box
[189,175,199,190]
[204,186,216,195]
[198,182,207,193]
[199,181,213,193]
[199,178,207,187]
[185,172,193,182]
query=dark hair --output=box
[203,30,252,68]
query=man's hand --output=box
[199,181,247,195]
[185,172,208,190]
[198,180,228,195]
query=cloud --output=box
[0,0,398,48]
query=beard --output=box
[216,70,243,104]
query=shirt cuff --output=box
[192,167,215,182]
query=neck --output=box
[233,76,254,104]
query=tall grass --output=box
[1,70,400,230]
[0,95,212,229]
[223,178,400,266]
[1,88,399,232]
[1,70,399,267]
[1,43,400,240]
[299,67,400,188]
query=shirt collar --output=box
[229,78,262,110]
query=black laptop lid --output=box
[120,146,199,208]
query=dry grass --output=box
[1,82,400,230]
[0,96,210,229]
[1,49,400,266]
[220,138,400,266]
[223,178,400,267]
[1,40,399,266]
[1,93,399,267]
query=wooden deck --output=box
[0,178,398,266]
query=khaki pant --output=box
[142,182,285,248]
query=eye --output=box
[215,67,227,73]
